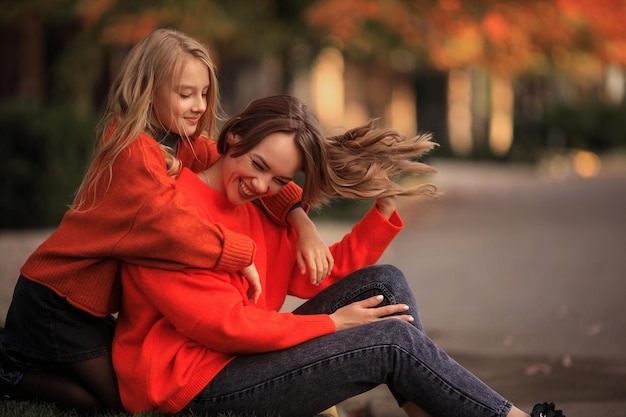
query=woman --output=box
[113,95,565,417]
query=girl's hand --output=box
[295,226,334,286]
[240,263,262,303]
[375,195,397,219]
[329,295,414,331]
[287,208,334,285]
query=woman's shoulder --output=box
[178,134,220,170]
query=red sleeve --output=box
[181,136,304,227]
[287,206,404,299]
[107,134,255,272]
[124,264,336,354]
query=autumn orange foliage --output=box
[306,0,626,75]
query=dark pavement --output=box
[2,157,626,417]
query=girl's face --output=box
[153,58,209,137]
[221,132,302,205]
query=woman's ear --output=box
[221,132,238,155]
[228,133,240,144]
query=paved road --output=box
[2,158,626,417]
[396,161,626,416]
[297,159,626,417]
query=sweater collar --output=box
[155,130,180,156]
[181,168,243,215]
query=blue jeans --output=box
[186,265,513,417]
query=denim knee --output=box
[293,264,423,329]
[356,265,422,326]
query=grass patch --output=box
[0,400,281,417]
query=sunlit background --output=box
[1,0,625,226]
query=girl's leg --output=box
[18,371,101,412]
[4,354,122,411]
[3,276,123,411]
[65,356,123,410]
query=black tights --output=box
[18,355,122,413]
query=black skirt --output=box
[3,275,115,367]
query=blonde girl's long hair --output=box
[71,28,220,210]
[217,95,438,209]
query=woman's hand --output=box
[240,263,262,303]
[375,195,397,219]
[329,295,414,331]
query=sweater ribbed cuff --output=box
[259,182,303,227]
[215,229,256,271]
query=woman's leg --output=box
[297,265,538,417]
[186,319,511,417]
[186,265,512,417]
[293,264,424,331]
[296,265,432,416]
[297,265,536,417]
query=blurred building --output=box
[1,13,624,161]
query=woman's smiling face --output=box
[221,132,303,205]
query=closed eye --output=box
[252,160,264,171]
[251,158,290,186]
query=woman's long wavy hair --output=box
[217,95,438,209]
[71,28,220,210]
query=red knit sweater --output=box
[113,168,403,414]
[20,134,302,316]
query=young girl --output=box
[112,95,565,417]
[0,30,331,411]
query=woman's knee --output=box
[362,265,413,301]
[348,264,406,290]
[358,265,423,328]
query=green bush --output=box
[541,100,626,151]
[0,99,95,229]
[0,99,364,228]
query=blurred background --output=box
[1,0,625,228]
[1,2,625,414]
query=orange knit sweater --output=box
[113,168,403,413]
[20,134,302,316]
